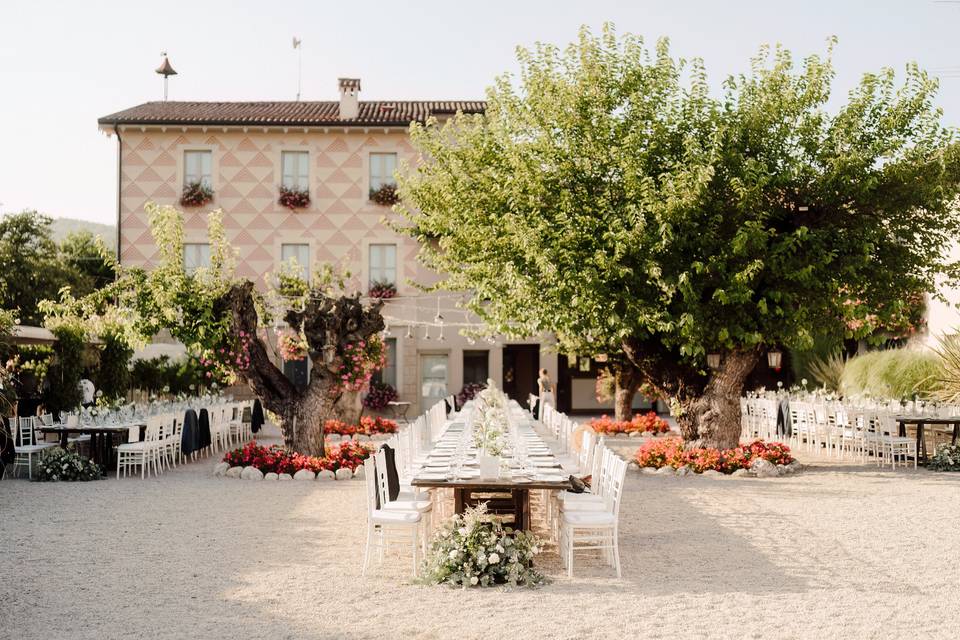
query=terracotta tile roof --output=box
[98,100,486,127]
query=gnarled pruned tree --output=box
[219,281,383,454]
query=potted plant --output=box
[180,181,214,207]
[278,185,311,210]
[368,280,397,300]
[369,183,400,206]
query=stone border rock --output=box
[213,461,365,481]
[634,459,804,478]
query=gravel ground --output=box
[3,425,959,640]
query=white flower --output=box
[469,576,478,585]
[801,378,808,386]
[448,550,458,559]
[488,553,500,564]
[458,527,467,535]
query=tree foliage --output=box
[398,25,960,447]
[0,211,115,325]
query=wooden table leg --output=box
[917,423,926,462]
[953,422,959,446]
[454,487,464,515]
[59,432,68,448]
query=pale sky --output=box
[1,0,957,225]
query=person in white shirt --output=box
[79,378,95,408]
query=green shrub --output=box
[96,329,132,402]
[43,324,86,414]
[33,447,103,481]
[839,348,941,399]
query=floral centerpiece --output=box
[471,383,507,457]
[419,503,545,588]
[369,183,400,206]
[362,381,398,410]
[929,443,960,471]
[278,184,311,210]
[180,181,214,207]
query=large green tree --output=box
[398,26,960,448]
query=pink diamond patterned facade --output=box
[116,128,422,293]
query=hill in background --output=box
[50,217,116,250]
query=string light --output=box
[423,324,431,340]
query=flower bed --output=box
[635,438,794,474]
[419,503,545,588]
[324,415,398,437]
[34,447,104,481]
[588,412,670,436]
[222,440,372,474]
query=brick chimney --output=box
[338,78,360,120]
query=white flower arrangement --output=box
[33,447,103,482]
[418,503,545,588]
[929,443,960,471]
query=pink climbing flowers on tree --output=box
[336,336,386,393]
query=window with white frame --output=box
[281,243,310,282]
[369,243,397,286]
[372,337,397,388]
[369,152,397,193]
[183,243,211,273]
[183,150,212,188]
[281,151,309,190]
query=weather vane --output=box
[292,37,303,101]
[155,52,177,101]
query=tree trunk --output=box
[219,281,384,457]
[612,362,641,422]
[683,349,759,450]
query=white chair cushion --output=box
[559,495,607,512]
[16,443,56,453]
[371,509,421,524]
[384,499,432,513]
[563,511,616,526]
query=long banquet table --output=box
[410,401,571,530]
[40,422,146,470]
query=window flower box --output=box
[278,185,311,210]
[368,280,397,300]
[180,181,214,207]
[369,183,400,206]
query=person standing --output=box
[537,368,556,416]
[79,378,95,408]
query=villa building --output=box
[98,78,640,414]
